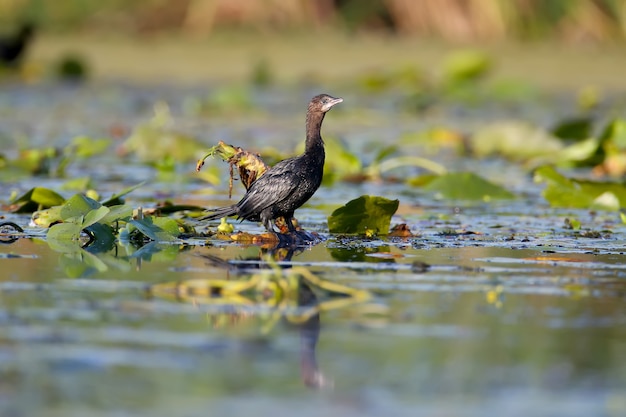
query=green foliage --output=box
[250,58,273,87]
[322,136,363,183]
[534,165,626,211]
[552,117,593,141]
[471,121,563,161]
[0,135,111,181]
[206,85,254,113]
[443,50,492,85]
[56,54,89,81]
[328,195,399,235]
[418,172,515,201]
[10,187,65,213]
[122,102,203,163]
[122,216,181,242]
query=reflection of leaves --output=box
[534,165,626,210]
[420,172,515,201]
[151,265,373,331]
[47,223,83,253]
[59,250,108,278]
[328,195,399,235]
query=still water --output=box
[1,83,626,416]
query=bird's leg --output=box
[284,216,298,234]
[262,214,277,234]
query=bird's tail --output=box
[199,205,238,221]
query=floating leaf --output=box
[10,187,65,213]
[443,49,491,85]
[534,165,626,210]
[59,194,102,222]
[121,102,203,163]
[62,176,93,192]
[127,216,180,242]
[471,121,563,161]
[67,136,111,158]
[82,206,111,229]
[552,117,593,141]
[421,172,515,201]
[328,195,399,235]
[98,204,135,225]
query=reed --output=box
[1,0,625,41]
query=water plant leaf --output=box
[471,121,563,161]
[534,165,626,210]
[98,204,134,225]
[67,136,111,158]
[127,216,180,242]
[197,141,268,193]
[552,117,593,141]
[82,206,111,229]
[328,195,399,235]
[422,172,515,201]
[10,187,65,213]
[443,49,491,85]
[121,102,203,163]
[101,182,145,206]
[59,194,102,223]
[84,222,117,253]
[322,136,362,182]
[61,176,93,192]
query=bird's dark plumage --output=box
[202,93,343,233]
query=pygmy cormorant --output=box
[202,93,343,233]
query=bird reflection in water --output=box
[198,244,332,389]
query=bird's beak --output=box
[322,97,343,112]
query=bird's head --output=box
[309,94,343,113]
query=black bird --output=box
[202,93,343,233]
[0,22,34,67]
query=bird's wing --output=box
[237,164,302,216]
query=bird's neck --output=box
[305,111,326,155]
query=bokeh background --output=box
[3,0,626,88]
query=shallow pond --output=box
[1,82,626,417]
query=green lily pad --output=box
[59,194,102,223]
[11,187,66,213]
[127,216,180,242]
[99,204,134,225]
[534,165,626,210]
[443,49,491,85]
[471,121,563,161]
[67,136,111,158]
[422,172,515,201]
[328,195,399,235]
[552,117,593,141]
